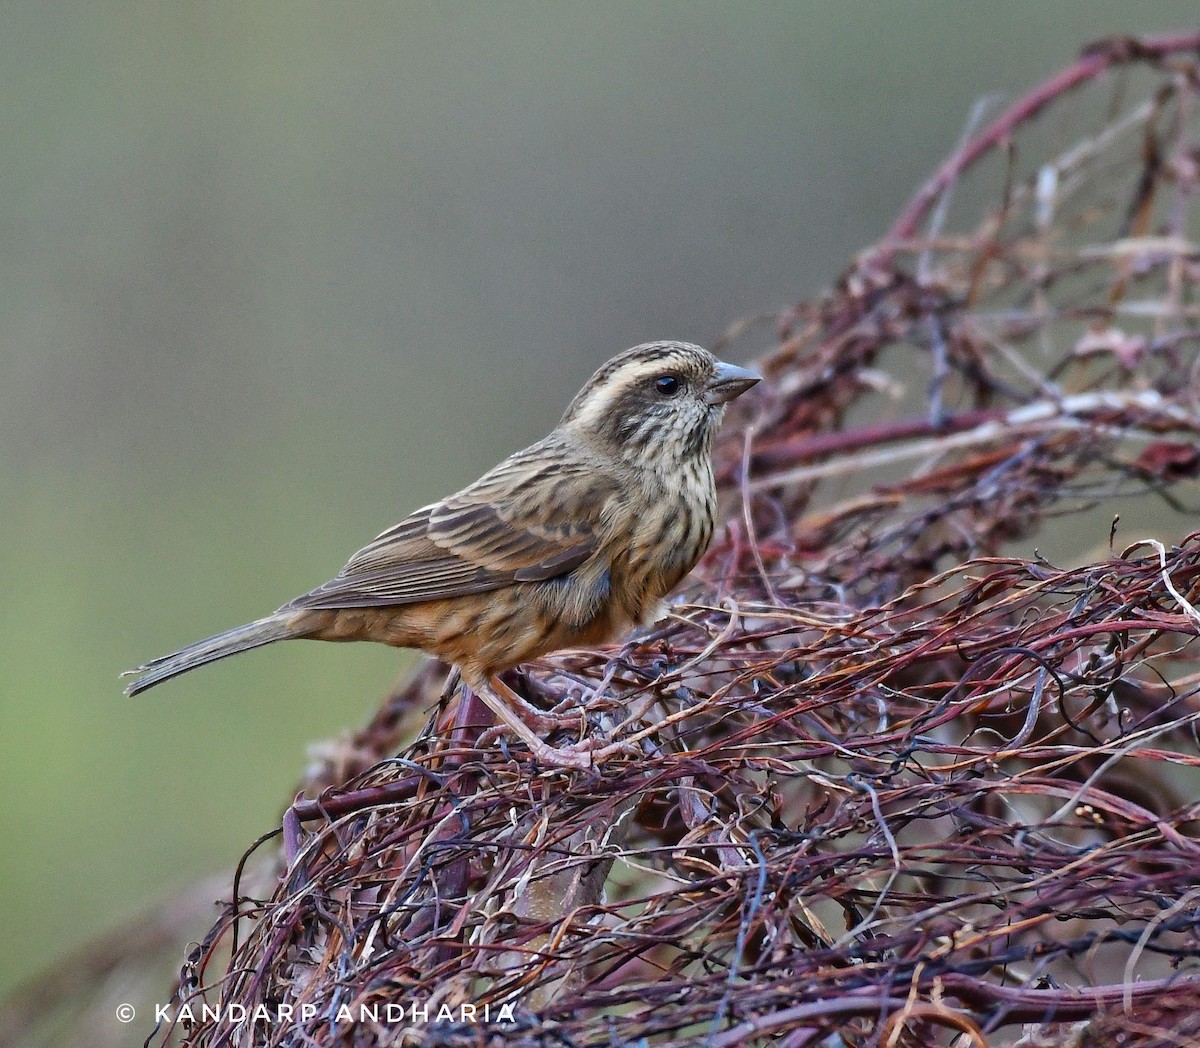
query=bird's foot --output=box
[515,705,587,734]
[516,733,640,770]
[474,692,585,745]
[468,673,638,770]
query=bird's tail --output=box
[122,614,298,696]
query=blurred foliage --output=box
[3,0,1198,1003]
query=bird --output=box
[123,341,760,767]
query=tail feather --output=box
[122,615,297,696]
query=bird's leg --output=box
[471,676,593,769]
[495,670,587,733]
[469,674,637,769]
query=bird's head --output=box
[559,341,760,471]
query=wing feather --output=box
[287,440,621,611]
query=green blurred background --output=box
[3,2,1197,998]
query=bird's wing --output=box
[287,443,622,611]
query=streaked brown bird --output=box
[124,341,760,767]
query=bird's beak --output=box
[704,360,762,405]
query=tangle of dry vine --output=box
[155,32,1200,1048]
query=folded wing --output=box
[287,443,620,611]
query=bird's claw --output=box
[476,707,582,750]
[470,673,640,770]
[476,724,637,768]
[545,735,641,768]
[512,705,587,735]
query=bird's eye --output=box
[654,374,682,397]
